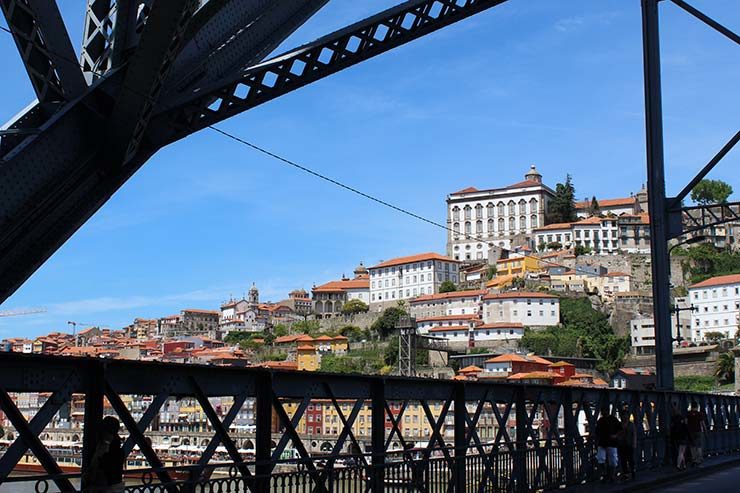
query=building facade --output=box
[368,253,460,310]
[446,165,554,260]
[409,289,485,319]
[312,264,370,319]
[482,292,559,327]
[689,274,740,341]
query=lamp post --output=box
[667,235,705,345]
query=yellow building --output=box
[495,255,542,277]
[329,335,349,353]
[296,345,320,371]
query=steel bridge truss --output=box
[0,0,512,305]
[1,354,740,492]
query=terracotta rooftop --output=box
[428,325,469,333]
[483,291,557,300]
[313,278,370,292]
[451,186,479,194]
[458,365,483,373]
[411,289,486,303]
[575,197,635,209]
[689,273,740,289]
[416,314,481,323]
[371,252,459,269]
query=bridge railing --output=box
[1,353,739,492]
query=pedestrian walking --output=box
[618,409,637,481]
[595,406,621,483]
[687,401,707,466]
[671,414,691,470]
[83,416,125,492]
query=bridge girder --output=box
[0,0,511,303]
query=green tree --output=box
[370,307,407,338]
[486,265,497,281]
[681,244,740,284]
[675,375,716,392]
[691,179,733,205]
[588,196,600,216]
[704,331,725,344]
[439,281,457,293]
[520,329,558,355]
[546,175,577,224]
[511,277,526,289]
[292,319,321,337]
[575,245,592,256]
[273,324,289,337]
[546,241,563,251]
[339,325,369,342]
[320,354,364,374]
[341,299,369,316]
[715,352,735,383]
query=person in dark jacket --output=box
[671,414,692,470]
[85,416,125,492]
[595,406,622,483]
[617,410,637,481]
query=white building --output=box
[575,196,640,219]
[534,216,620,254]
[427,325,471,343]
[416,314,481,334]
[409,289,485,319]
[630,298,692,353]
[689,274,740,341]
[471,322,525,342]
[446,165,554,260]
[368,253,460,309]
[482,292,560,327]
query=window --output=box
[498,218,505,231]
[520,216,526,230]
[497,202,504,216]
[452,207,460,221]
[487,203,494,217]
[476,220,483,234]
[465,222,471,235]
[488,219,494,233]
[509,217,515,230]
[531,214,537,229]
[508,201,515,215]
[475,204,483,218]
[464,205,472,220]
[519,199,526,215]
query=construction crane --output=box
[67,321,100,347]
[0,307,47,317]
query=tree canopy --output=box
[341,299,369,315]
[676,243,740,284]
[546,175,577,224]
[519,297,629,374]
[588,196,600,216]
[691,179,733,205]
[439,281,457,293]
[370,307,407,338]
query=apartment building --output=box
[688,274,740,341]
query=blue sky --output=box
[1,0,738,338]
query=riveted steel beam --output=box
[154,0,511,145]
[1,0,86,104]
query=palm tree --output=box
[714,352,736,383]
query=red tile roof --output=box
[313,279,369,292]
[485,353,528,364]
[507,371,556,380]
[459,365,483,373]
[428,325,469,333]
[411,289,486,303]
[506,179,544,189]
[451,186,479,194]
[476,322,524,329]
[575,197,635,209]
[416,314,480,323]
[483,291,557,300]
[371,252,459,269]
[534,222,574,232]
[690,274,740,289]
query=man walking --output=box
[687,402,707,466]
[595,406,621,483]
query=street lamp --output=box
[667,235,704,346]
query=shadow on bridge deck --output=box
[569,455,740,493]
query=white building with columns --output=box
[688,274,740,341]
[446,165,554,260]
[368,253,460,310]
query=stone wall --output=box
[565,253,685,291]
[317,312,380,332]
